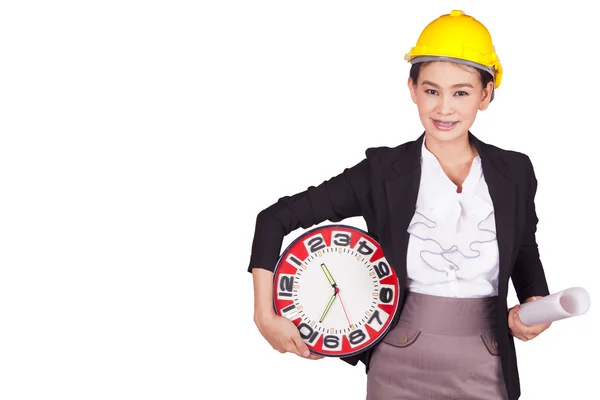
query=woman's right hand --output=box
[254,312,324,360]
[251,268,323,360]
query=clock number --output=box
[323,335,340,349]
[374,261,391,279]
[298,323,319,343]
[367,310,383,326]
[282,304,296,313]
[281,304,299,320]
[278,275,294,297]
[332,232,350,247]
[307,236,326,253]
[379,287,393,303]
[356,239,375,256]
[287,254,303,267]
[349,329,367,345]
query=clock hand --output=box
[337,290,353,327]
[319,291,338,323]
[320,263,337,287]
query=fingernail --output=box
[303,350,310,357]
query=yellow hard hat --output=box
[405,10,503,89]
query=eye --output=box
[425,89,438,95]
[454,91,469,96]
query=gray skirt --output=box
[366,291,509,400]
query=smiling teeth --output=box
[436,120,457,125]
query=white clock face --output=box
[273,225,400,357]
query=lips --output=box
[432,119,459,131]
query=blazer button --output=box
[400,335,408,344]
[492,339,498,349]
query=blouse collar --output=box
[417,136,493,228]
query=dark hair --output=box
[409,61,494,89]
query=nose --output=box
[436,93,454,116]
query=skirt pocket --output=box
[480,329,500,356]
[381,324,422,348]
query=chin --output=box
[425,127,468,143]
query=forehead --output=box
[418,61,480,86]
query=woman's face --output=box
[408,61,493,144]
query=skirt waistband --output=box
[398,290,498,335]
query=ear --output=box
[479,81,494,111]
[408,77,418,104]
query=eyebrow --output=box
[421,80,474,89]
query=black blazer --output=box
[248,132,550,400]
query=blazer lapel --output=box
[384,134,424,289]
[471,133,517,296]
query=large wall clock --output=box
[272,224,400,357]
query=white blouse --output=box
[406,139,500,298]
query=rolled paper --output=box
[517,287,590,326]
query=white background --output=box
[1,1,598,399]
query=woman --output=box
[248,10,551,400]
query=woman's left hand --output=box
[508,296,552,341]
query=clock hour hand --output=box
[319,289,338,323]
[320,263,337,287]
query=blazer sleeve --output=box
[511,155,551,303]
[247,155,374,273]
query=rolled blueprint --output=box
[517,287,590,325]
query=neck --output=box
[424,132,477,166]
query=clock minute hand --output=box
[320,263,337,287]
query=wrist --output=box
[254,307,276,325]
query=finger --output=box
[507,307,519,331]
[508,322,528,342]
[515,321,539,339]
[291,335,311,358]
[274,339,289,353]
[529,322,552,333]
[307,353,324,360]
[513,310,526,326]
[510,305,520,318]
[284,340,304,358]
[525,329,540,340]
[271,336,290,353]
[524,322,551,339]
[525,326,544,336]
[509,325,527,339]
[512,310,533,333]
[507,305,518,319]
[509,329,528,342]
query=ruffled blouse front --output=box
[406,140,500,298]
